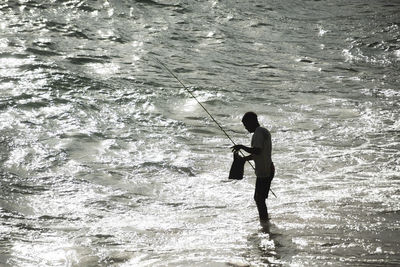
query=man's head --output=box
[242,111,260,133]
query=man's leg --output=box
[255,196,268,221]
[254,177,272,221]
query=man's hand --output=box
[231,144,244,153]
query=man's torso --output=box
[251,126,272,177]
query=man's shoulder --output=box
[256,126,270,135]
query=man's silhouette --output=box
[231,112,274,224]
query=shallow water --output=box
[0,0,399,266]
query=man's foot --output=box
[260,219,270,232]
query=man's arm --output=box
[231,145,261,158]
[242,154,254,162]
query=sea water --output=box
[0,0,399,266]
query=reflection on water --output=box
[1,0,399,266]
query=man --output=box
[231,111,274,223]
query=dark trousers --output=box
[254,176,273,221]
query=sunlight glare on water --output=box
[0,0,399,266]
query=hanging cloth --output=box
[229,152,246,180]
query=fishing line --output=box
[152,56,236,145]
[152,55,277,198]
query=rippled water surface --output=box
[1,0,399,266]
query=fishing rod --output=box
[152,55,277,198]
